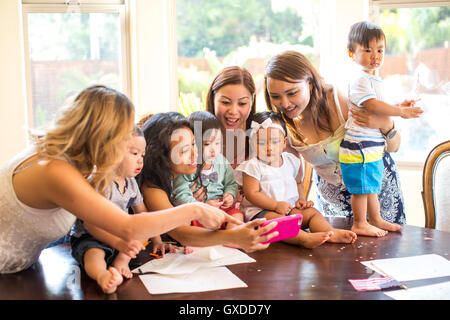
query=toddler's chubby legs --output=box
[351,193,388,237]
[263,208,356,249]
[83,248,123,294]
[366,193,403,232]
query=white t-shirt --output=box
[345,69,384,139]
[234,152,303,221]
[72,177,143,238]
[0,146,76,274]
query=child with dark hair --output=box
[340,21,423,237]
[235,111,357,248]
[172,111,243,230]
[71,126,173,294]
[137,112,278,253]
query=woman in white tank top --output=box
[263,51,406,225]
[0,85,249,274]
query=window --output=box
[176,0,321,115]
[368,0,449,227]
[22,0,129,130]
[371,1,449,164]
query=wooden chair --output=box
[421,140,450,231]
[302,160,313,200]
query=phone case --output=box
[259,214,303,244]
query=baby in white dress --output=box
[234,111,357,248]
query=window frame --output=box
[369,0,449,169]
[370,0,449,8]
[21,1,130,129]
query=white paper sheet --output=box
[132,245,255,275]
[138,266,248,294]
[361,254,450,281]
[384,281,450,300]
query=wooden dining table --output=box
[1,217,449,302]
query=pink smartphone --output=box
[259,214,303,244]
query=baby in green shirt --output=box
[172,111,243,230]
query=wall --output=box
[129,0,178,119]
[0,0,28,166]
[398,167,425,227]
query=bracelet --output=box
[383,123,397,140]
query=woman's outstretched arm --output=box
[36,159,235,242]
[141,185,278,252]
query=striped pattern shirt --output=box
[340,70,386,164]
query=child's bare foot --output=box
[298,231,334,249]
[370,219,403,232]
[97,267,123,294]
[328,229,357,244]
[352,222,388,237]
[112,254,133,279]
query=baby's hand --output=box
[117,239,145,259]
[151,238,177,257]
[206,199,224,208]
[275,201,293,215]
[221,193,235,208]
[295,199,314,209]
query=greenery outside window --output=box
[22,0,129,131]
[176,0,321,116]
[371,2,449,165]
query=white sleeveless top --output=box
[288,87,346,185]
[0,146,76,274]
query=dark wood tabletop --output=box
[1,217,449,301]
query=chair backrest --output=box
[303,160,313,200]
[422,140,450,231]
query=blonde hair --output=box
[35,85,135,196]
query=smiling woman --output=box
[137,111,279,252]
[205,66,257,167]
[264,50,407,226]
[265,79,312,121]
[212,84,253,131]
[0,86,235,276]
[169,126,199,174]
